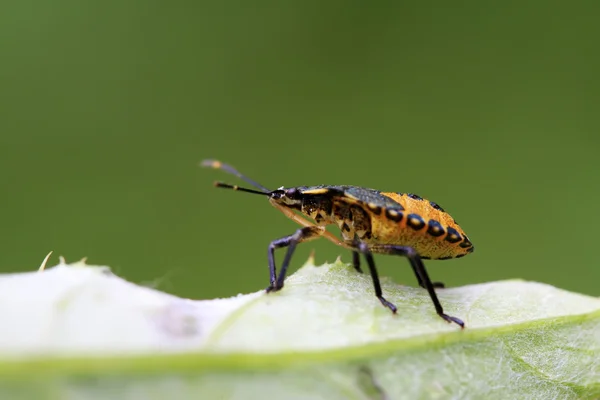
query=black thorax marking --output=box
[301,196,333,226]
[331,201,372,241]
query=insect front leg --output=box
[266,226,325,293]
[371,244,464,328]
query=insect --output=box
[201,159,474,328]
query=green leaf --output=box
[0,257,598,400]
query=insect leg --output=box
[371,244,464,328]
[410,265,445,289]
[271,201,347,248]
[267,226,325,292]
[354,242,397,313]
[352,251,363,273]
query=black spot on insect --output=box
[342,222,351,232]
[438,256,453,260]
[367,203,382,215]
[445,227,463,244]
[467,246,475,253]
[427,219,445,237]
[421,256,431,260]
[459,239,473,249]
[407,193,423,201]
[385,208,403,222]
[407,213,425,230]
[455,254,466,258]
[429,201,445,212]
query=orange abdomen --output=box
[368,192,474,260]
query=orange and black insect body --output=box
[201,160,474,328]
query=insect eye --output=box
[286,188,298,197]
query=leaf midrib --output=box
[0,309,597,381]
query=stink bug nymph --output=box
[201,159,474,328]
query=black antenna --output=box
[212,181,270,196]
[200,159,271,193]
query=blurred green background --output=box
[1,2,598,300]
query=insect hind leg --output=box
[267,226,325,292]
[411,264,444,289]
[371,244,464,328]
